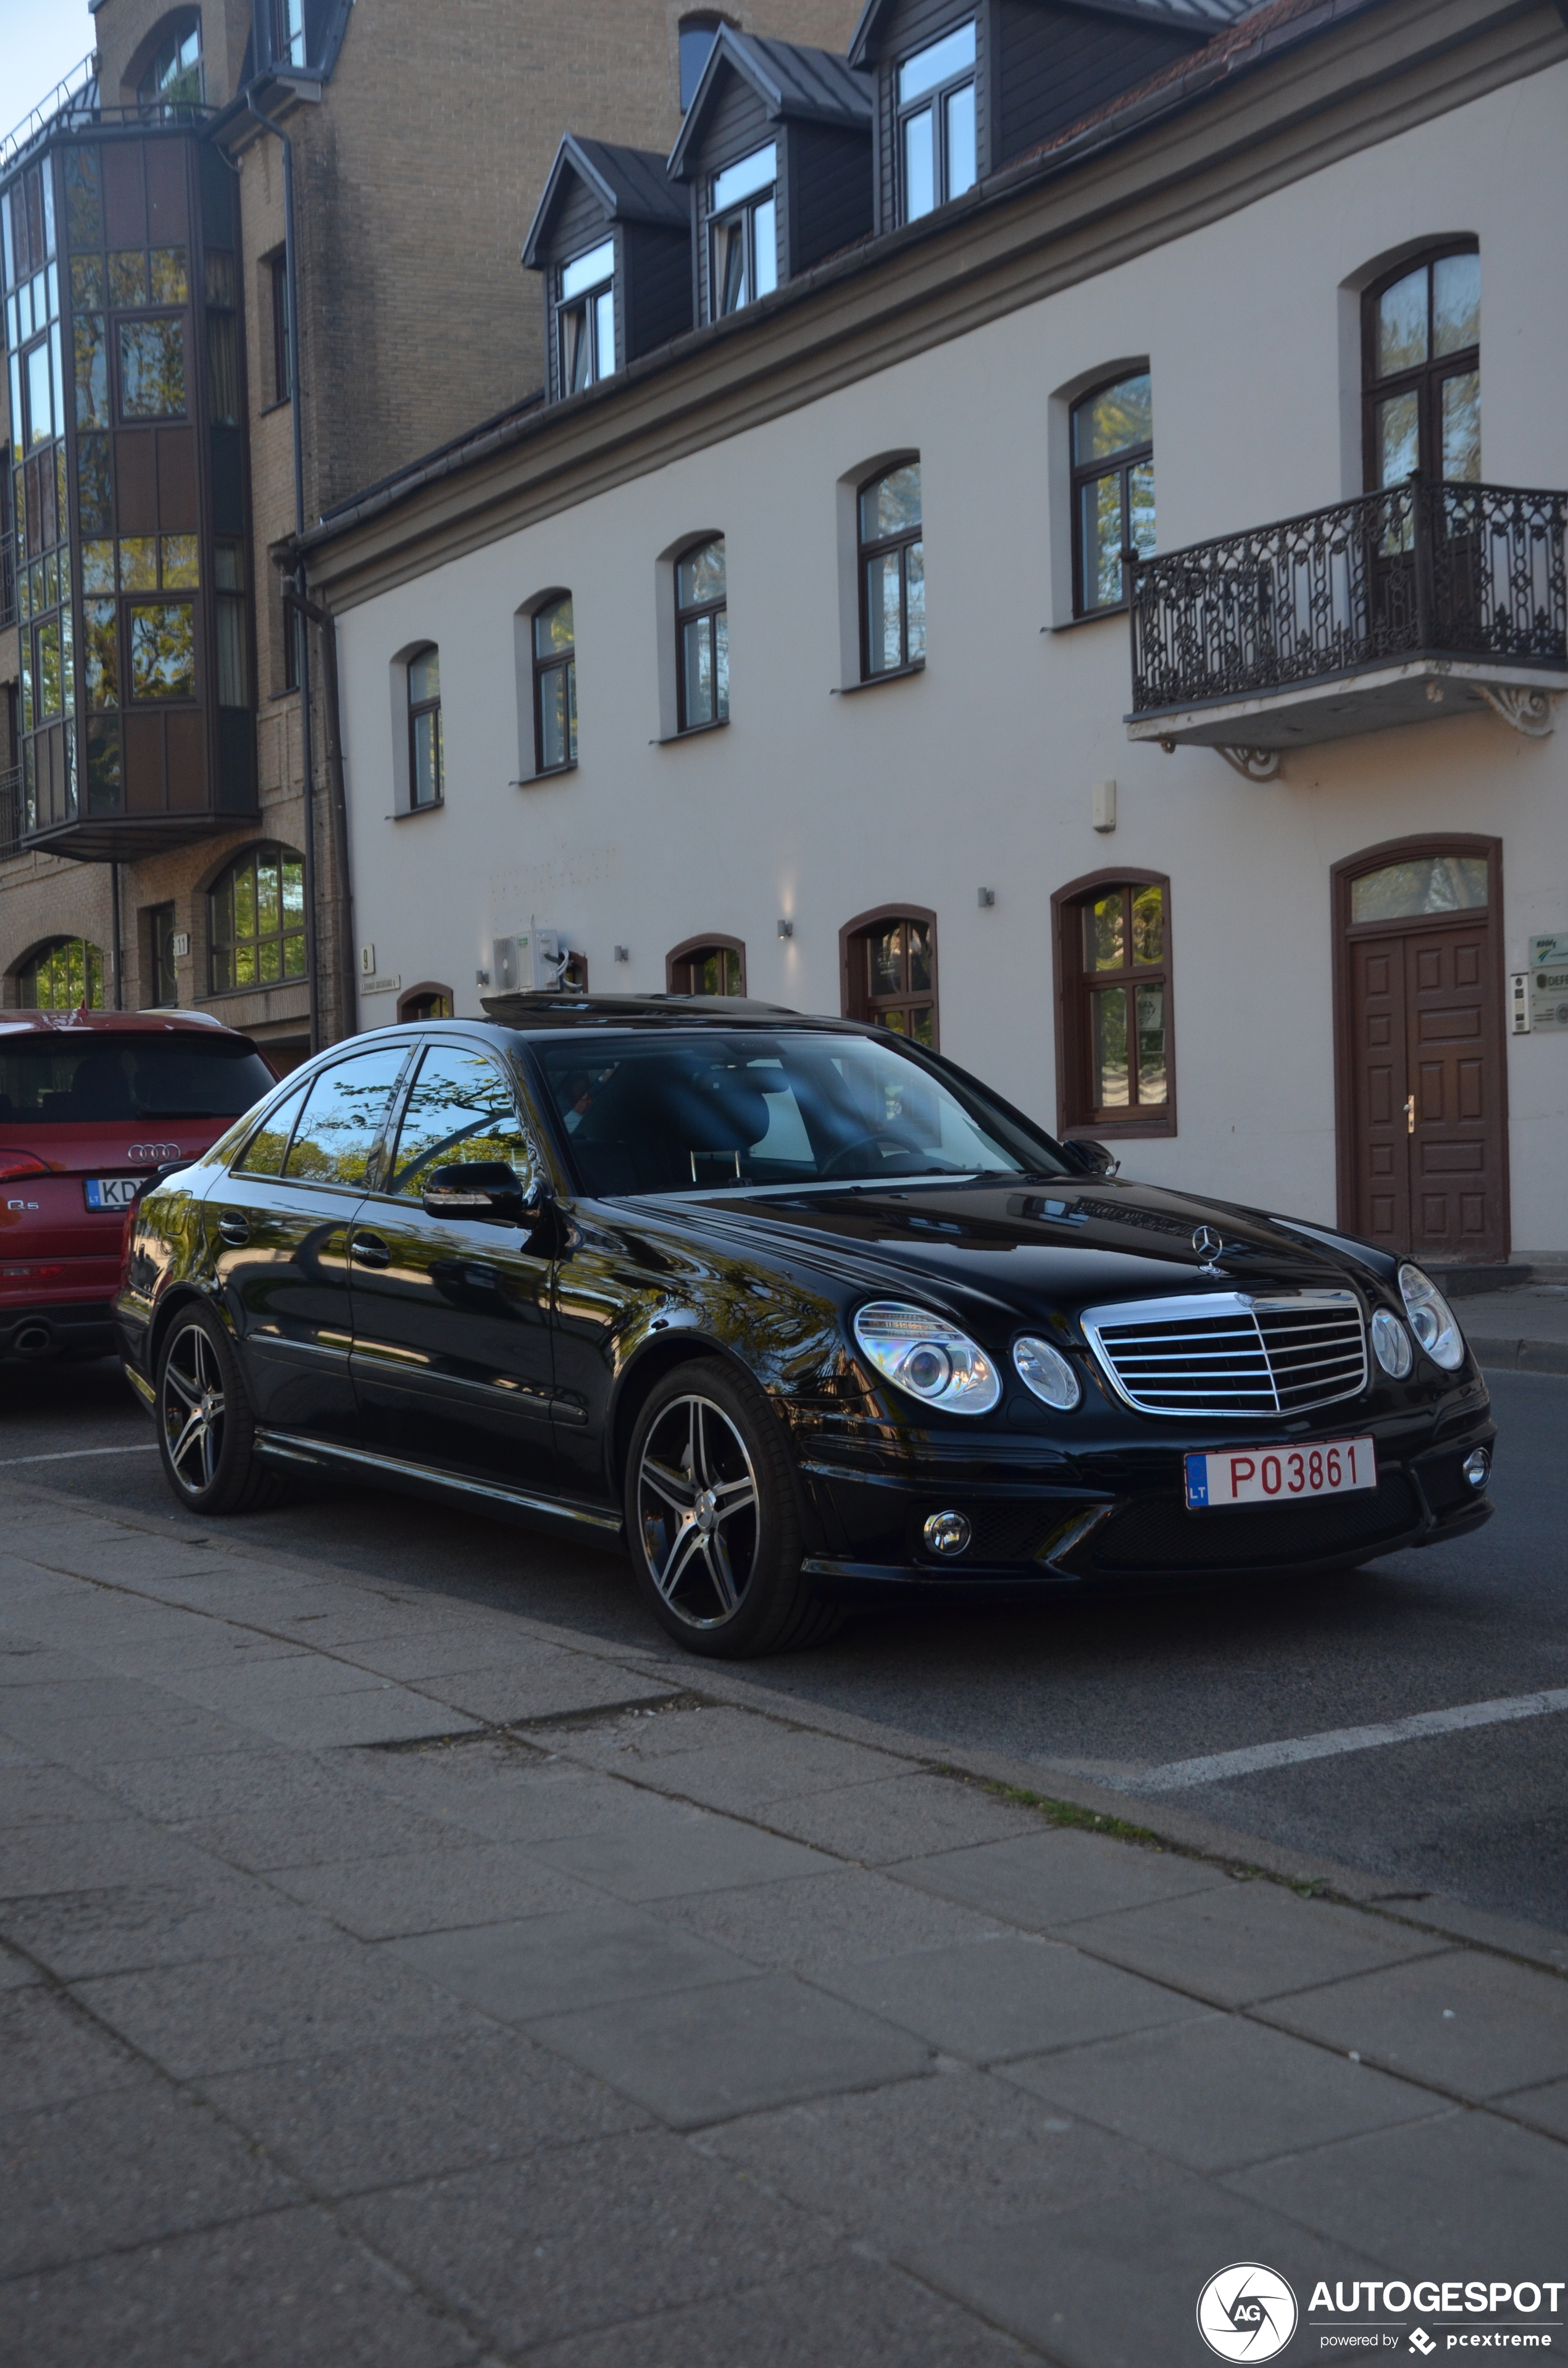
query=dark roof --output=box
[669,30,872,180]
[522,135,687,270]
[848,0,1256,65]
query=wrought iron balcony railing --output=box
[1128,480,1568,727]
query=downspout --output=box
[245,86,321,1053]
[110,861,123,1008]
[285,581,355,1040]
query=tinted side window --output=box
[236,1077,309,1177]
[283,1047,410,1187]
[387,1044,533,1199]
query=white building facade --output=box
[305,0,1568,1271]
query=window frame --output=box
[857,460,924,681]
[1360,241,1480,492]
[895,19,978,226]
[556,239,616,395]
[207,841,308,996]
[1051,869,1175,1139]
[666,935,746,996]
[707,144,778,320]
[1069,372,1154,621]
[136,15,204,117]
[396,983,455,1023]
[840,904,939,1049]
[673,537,728,734]
[406,645,444,811]
[531,594,577,774]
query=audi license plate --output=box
[84,1178,140,1211]
[1185,1436,1377,1510]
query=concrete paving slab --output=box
[385,1901,759,2023]
[343,1739,702,1846]
[0,1763,136,1824]
[698,2063,1164,2250]
[573,1724,920,1815]
[202,1687,480,1752]
[1,1869,332,1978]
[14,1705,264,1768]
[530,1966,933,2127]
[654,1864,1007,1972]
[414,1660,682,1726]
[1228,2106,1568,2273]
[266,1840,606,1939]
[0,1939,40,1988]
[73,1935,481,2079]
[91,1738,419,1824]
[342,2128,835,2354]
[4,2203,481,2368]
[1064,1876,1450,2006]
[752,1772,1045,1865]
[891,1826,1230,1930]
[0,2082,296,2278]
[198,2026,648,2194]
[0,1646,106,1688]
[819,1934,1207,2063]
[519,2252,1033,2367]
[1259,1946,1568,2098]
[0,1816,233,1899]
[0,1986,154,2113]
[905,2166,1383,2368]
[527,1812,839,1901]
[1002,2009,1441,2170]
[177,1793,490,1873]
[1495,2074,1568,2142]
[546,1702,776,1770]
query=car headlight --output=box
[853,1302,1001,1415]
[1398,1263,1465,1371]
[1370,1307,1414,1379]
[1012,1334,1082,1410]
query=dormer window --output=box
[709,145,777,317]
[897,21,975,223]
[558,239,616,391]
[275,0,306,69]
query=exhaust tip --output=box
[12,1323,54,1356]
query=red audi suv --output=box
[0,1010,278,1361]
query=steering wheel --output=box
[819,1134,893,1179]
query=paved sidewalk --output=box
[1464,1282,1568,1374]
[2,1483,1567,2366]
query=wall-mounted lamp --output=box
[777,918,794,939]
[1092,779,1117,833]
[475,968,490,985]
[977,887,995,908]
[614,945,630,963]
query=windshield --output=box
[533,1029,1069,1196]
[0,1035,277,1124]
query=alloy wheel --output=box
[635,1392,761,1628]
[161,1321,227,1498]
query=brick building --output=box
[0,0,856,1063]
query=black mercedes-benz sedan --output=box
[115,997,1495,1658]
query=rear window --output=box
[0,1035,277,1125]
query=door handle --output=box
[351,1231,391,1270]
[1404,1093,1416,1137]
[217,1211,249,1247]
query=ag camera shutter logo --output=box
[1197,2263,1299,2361]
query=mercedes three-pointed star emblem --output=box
[1192,1224,1225,1273]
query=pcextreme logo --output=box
[1198,2264,1300,2361]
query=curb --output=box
[1474,1336,1568,1374]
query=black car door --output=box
[212,1043,413,1444]
[347,1038,558,1498]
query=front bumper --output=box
[795,1404,1496,1592]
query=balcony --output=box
[1125,481,1567,771]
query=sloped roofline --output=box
[669,25,872,180]
[848,0,1249,67]
[522,133,684,270]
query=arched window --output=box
[398,983,454,1022]
[1051,872,1174,1136]
[667,937,745,995]
[1070,372,1154,617]
[138,15,203,115]
[407,646,443,808]
[675,539,727,730]
[841,908,937,1046]
[209,843,306,992]
[1362,245,1479,488]
[16,939,106,1011]
[532,595,577,772]
[859,462,924,678]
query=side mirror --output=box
[421,1162,547,1224]
[1061,1137,1120,1179]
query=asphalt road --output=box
[9,1355,1566,1936]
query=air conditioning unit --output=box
[491,929,567,992]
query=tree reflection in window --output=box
[130,604,194,699]
[119,319,185,417]
[17,937,105,1010]
[387,1045,533,1197]
[209,844,306,990]
[282,1048,410,1187]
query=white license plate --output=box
[1185,1436,1377,1510]
[84,1178,140,1211]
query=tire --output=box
[155,1304,283,1515]
[624,1358,842,1659]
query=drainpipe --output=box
[246,86,320,1054]
[110,860,122,1008]
[285,581,355,1041]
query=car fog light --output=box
[1012,1334,1082,1410]
[1370,1308,1414,1378]
[923,1509,972,1557]
[1463,1447,1490,1489]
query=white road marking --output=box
[0,1443,161,1466]
[1129,1687,1568,1792]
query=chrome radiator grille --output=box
[1080,1291,1367,1417]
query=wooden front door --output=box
[1338,842,1508,1265]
